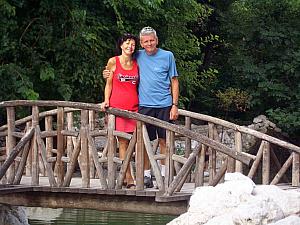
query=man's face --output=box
[140,34,158,55]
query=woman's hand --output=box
[102,67,113,79]
[100,101,109,111]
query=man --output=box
[104,27,179,188]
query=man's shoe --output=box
[144,176,154,188]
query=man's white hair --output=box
[139,26,157,39]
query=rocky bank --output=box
[168,173,300,225]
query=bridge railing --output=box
[0,100,299,198]
[178,110,300,187]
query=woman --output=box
[101,33,139,189]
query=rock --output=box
[269,216,300,225]
[0,204,29,225]
[253,185,300,217]
[167,173,300,225]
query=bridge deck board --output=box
[4,176,298,193]
[0,178,299,215]
[13,176,195,199]
[1,177,298,201]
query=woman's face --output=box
[120,39,136,55]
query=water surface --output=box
[27,207,175,225]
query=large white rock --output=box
[167,173,300,225]
[269,215,300,225]
[253,185,300,216]
[231,194,284,224]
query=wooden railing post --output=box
[6,106,16,184]
[184,116,191,158]
[25,121,32,176]
[248,140,265,179]
[56,107,65,186]
[31,106,39,185]
[208,123,216,183]
[195,144,206,187]
[165,130,175,187]
[235,131,243,173]
[89,110,95,178]
[45,116,53,176]
[66,112,73,174]
[165,144,201,196]
[136,121,144,190]
[262,141,270,184]
[107,114,116,189]
[80,110,90,188]
[271,154,293,185]
[142,125,164,191]
[292,152,299,186]
[14,122,32,184]
[184,116,191,183]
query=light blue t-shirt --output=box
[136,48,178,108]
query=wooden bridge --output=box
[0,100,299,215]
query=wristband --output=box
[172,103,178,107]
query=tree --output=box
[1,0,214,106]
[217,0,300,136]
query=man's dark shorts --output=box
[138,106,172,141]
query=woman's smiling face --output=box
[121,39,136,55]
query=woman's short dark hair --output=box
[116,33,138,56]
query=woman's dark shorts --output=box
[138,106,172,141]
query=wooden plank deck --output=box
[0,177,194,215]
[17,176,195,199]
[0,177,299,215]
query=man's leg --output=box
[158,138,166,177]
[138,106,156,188]
[156,106,172,177]
[143,150,153,188]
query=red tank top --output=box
[109,56,139,111]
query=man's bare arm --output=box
[170,76,179,120]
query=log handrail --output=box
[0,100,299,194]
[179,109,300,154]
[0,100,299,154]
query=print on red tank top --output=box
[109,56,139,132]
[110,56,139,111]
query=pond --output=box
[26,207,176,225]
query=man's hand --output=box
[170,105,179,120]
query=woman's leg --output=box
[118,137,134,185]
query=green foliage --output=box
[1,0,214,105]
[216,88,250,112]
[2,0,298,138]
[217,0,300,135]
[267,108,300,134]
[1,0,116,102]
[104,0,215,107]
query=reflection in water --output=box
[27,207,175,225]
[26,207,63,223]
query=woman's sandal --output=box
[126,183,136,189]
